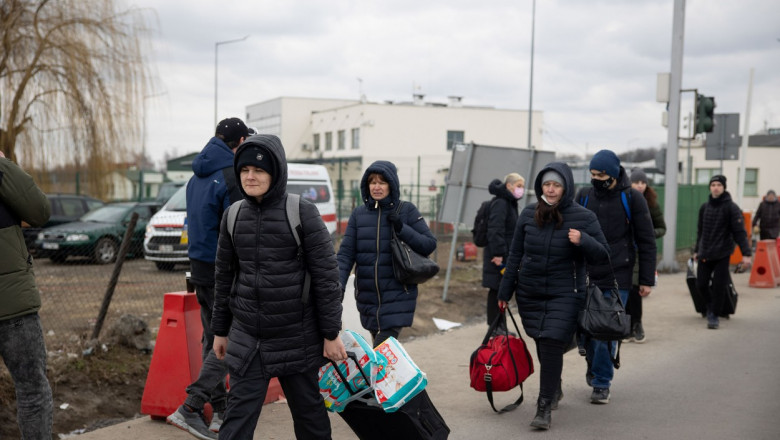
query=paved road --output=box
[77,270,780,439]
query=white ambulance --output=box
[144,163,337,270]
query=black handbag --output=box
[578,281,631,342]
[390,202,439,284]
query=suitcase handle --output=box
[330,351,372,396]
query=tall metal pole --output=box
[686,112,693,184]
[736,68,754,207]
[526,0,536,150]
[214,36,249,126]
[659,0,686,272]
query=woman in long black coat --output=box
[498,162,609,430]
[482,173,525,331]
[337,160,437,346]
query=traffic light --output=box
[695,94,716,133]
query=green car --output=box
[35,202,160,264]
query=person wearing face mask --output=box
[498,163,609,430]
[574,149,656,405]
[337,160,437,346]
[481,173,525,335]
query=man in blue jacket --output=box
[167,118,247,440]
[575,149,656,405]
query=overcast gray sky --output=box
[129,0,780,165]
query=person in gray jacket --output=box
[0,150,53,439]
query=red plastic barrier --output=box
[749,240,780,288]
[141,291,285,420]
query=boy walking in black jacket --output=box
[694,175,752,329]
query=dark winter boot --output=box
[530,397,552,430]
[551,380,563,410]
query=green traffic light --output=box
[695,94,716,134]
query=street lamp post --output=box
[214,36,249,126]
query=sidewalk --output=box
[76,271,780,439]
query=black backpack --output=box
[471,199,494,247]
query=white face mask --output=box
[513,187,525,199]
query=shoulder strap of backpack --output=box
[286,194,311,305]
[621,189,632,222]
[579,188,592,208]
[226,199,244,246]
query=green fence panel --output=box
[655,184,710,252]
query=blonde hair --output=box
[504,173,525,186]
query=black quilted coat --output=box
[497,162,610,342]
[337,161,437,332]
[574,167,657,290]
[695,191,752,261]
[481,179,519,290]
[211,135,343,378]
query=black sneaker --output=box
[167,405,217,440]
[707,312,719,329]
[633,322,646,343]
[591,387,610,404]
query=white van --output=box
[144,163,336,270]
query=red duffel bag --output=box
[469,307,534,413]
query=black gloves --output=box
[387,212,403,233]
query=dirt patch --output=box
[0,241,487,439]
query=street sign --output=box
[705,113,740,161]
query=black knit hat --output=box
[235,144,274,177]
[215,117,249,144]
[710,174,727,189]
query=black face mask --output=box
[591,177,614,193]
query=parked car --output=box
[144,183,188,271]
[142,163,338,271]
[35,202,160,264]
[155,181,186,205]
[23,194,105,252]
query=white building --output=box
[678,133,780,213]
[246,95,542,212]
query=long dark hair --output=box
[534,202,563,228]
[644,185,658,209]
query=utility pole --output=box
[736,68,754,207]
[659,0,686,272]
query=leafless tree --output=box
[0,0,155,198]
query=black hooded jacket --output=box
[696,191,751,261]
[336,161,437,332]
[497,162,609,342]
[574,166,657,290]
[211,134,343,378]
[481,178,519,290]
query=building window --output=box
[351,128,360,150]
[447,130,464,151]
[740,168,758,196]
[695,168,720,185]
[313,133,320,151]
[338,130,346,150]
[325,132,333,151]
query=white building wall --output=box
[678,143,780,213]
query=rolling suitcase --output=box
[686,258,707,317]
[721,271,739,316]
[338,389,450,440]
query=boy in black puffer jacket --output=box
[212,135,346,440]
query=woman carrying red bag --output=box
[498,162,609,430]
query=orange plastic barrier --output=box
[749,240,780,288]
[141,291,284,420]
[730,212,752,265]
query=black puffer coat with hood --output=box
[498,162,610,342]
[211,134,343,378]
[481,178,519,290]
[337,161,437,333]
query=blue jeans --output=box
[586,289,629,389]
[0,313,53,439]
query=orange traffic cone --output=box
[749,240,780,288]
